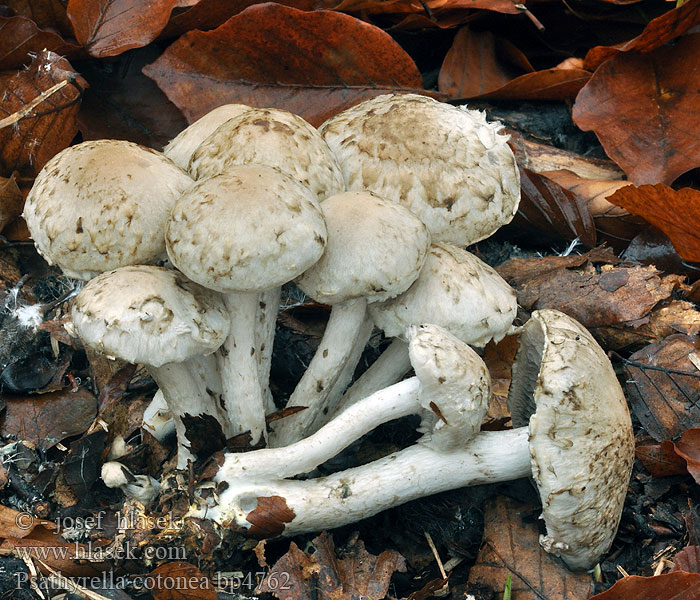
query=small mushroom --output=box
[23,140,193,280]
[320,94,520,245]
[72,265,230,468]
[101,461,160,506]
[270,191,430,446]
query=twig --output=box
[0,80,68,129]
[612,352,700,379]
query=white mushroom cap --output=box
[101,461,160,505]
[164,104,252,170]
[166,165,327,293]
[295,191,430,304]
[188,107,344,201]
[71,265,230,367]
[320,93,520,245]
[23,140,193,280]
[409,324,490,450]
[508,309,635,571]
[369,243,517,347]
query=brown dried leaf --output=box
[0,387,96,449]
[0,50,87,179]
[624,334,700,441]
[482,334,518,404]
[143,3,424,128]
[477,68,590,102]
[0,173,22,233]
[573,34,700,185]
[0,16,81,70]
[257,531,406,600]
[585,0,700,71]
[622,227,687,275]
[148,561,217,600]
[66,0,178,58]
[0,504,56,538]
[635,438,688,478]
[607,184,700,262]
[246,496,296,539]
[4,0,74,35]
[334,0,521,15]
[674,429,700,484]
[673,545,700,573]
[468,497,594,599]
[77,45,187,149]
[588,572,700,600]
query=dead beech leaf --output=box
[623,334,700,441]
[673,545,700,573]
[607,184,700,262]
[0,50,87,179]
[468,497,594,600]
[0,505,56,538]
[585,0,700,71]
[622,227,687,275]
[246,496,296,539]
[148,562,217,600]
[0,16,81,70]
[573,34,700,185]
[333,0,521,16]
[4,0,74,35]
[477,68,590,102]
[482,334,518,403]
[635,438,688,478]
[143,3,424,127]
[257,531,406,600]
[674,429,700,484]
[512,168,597,246]
[588,572,700,600]
[0,173,23,233]
[66,0,179,58]
[1,387,96,449]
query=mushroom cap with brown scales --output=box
[72,265,230,367]
[188,107,344,202]
[164,104,252,170]
[23,140,193,280]
[507,309,635,571]
[165,165,327,293]
[320,94,520,245]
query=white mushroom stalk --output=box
[101,462,160,506]
[193,310,634,572]
[166,166,327,446]
[270,191,430,447]
[321,243,517,428]
[71,266,231,468]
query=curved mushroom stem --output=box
[270,297,369,447]
[217,377,421,481]
[319,338,411,428]
[256,287,281,415]
[218,291,267,445]
[194,428,531,536]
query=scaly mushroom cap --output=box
[164,104,252,169]
[507,309,635,571]
[369,243,517,347]
[320,94,520,245]
[188,107,344,201]
[72,265,230,367]
[295,191,430,304]
[166,165,327,293]
[23,140,193,280]
[408,324,490,451]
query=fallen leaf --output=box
[635,438,689,478]
[143,3,424,127]
[573,34,700,185]
[66,0,178,57]
[482,334,519,403]
[588,572,700,600]
[77,45,187,149]
[0,505,56,538]
[3,0,74,35]
[674,429,700,484]
[246,496,296,539]
[623,334,700,441]
[0,50,87,179]
[585,0,700,71]
[257,531,406,600]
[60,430,107,496]
[0,173,23,233]
[468,497,594,599]
[147,561,217,600]
[0,16,82,70]
[477,68,590,102]
[0,386,96,449]
[673,545,700,573]
[607,184,700,262]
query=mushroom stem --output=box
[256,287,281,414]
[148,362,223,469]
[270,297,368,447]
[321,338,411,427]
[218,377,421,481]
[218,291,267,444]
[199,428,531,536]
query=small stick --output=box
[0,80,68,129]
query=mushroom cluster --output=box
[23,94,634,571]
